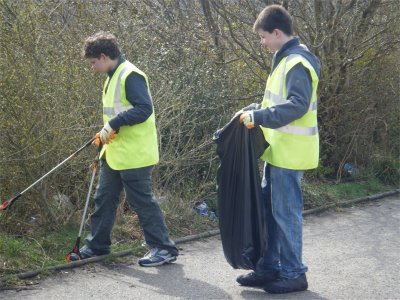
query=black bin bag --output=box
[213,115,269,270]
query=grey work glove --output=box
[242,103,260,111]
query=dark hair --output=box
[83,31,121,59]
[253,5,293,35]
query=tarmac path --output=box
[2,195,399,299]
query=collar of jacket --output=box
[271,37,300,72]
[107,55,126,78]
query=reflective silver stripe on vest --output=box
[103,66,133,116]
[310,98,317,111]
[279,54,302,97]
[273,54,318,135]
[103,107,115,115]
[276,124,318,136]
[265,91,317,111]
[264,89,287,106]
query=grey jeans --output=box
[85,160,178,255]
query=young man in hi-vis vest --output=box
[72,32,178,266]
[238,5,321,294]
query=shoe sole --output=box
[237,282,267,287]
[139,256,177,267]
[264,285,308,294]
[236,274,278,287]
[265,288,308,294]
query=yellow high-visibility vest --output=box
[260,54,319,170]
[101,61,159,170]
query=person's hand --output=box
[99,122,116,144]
[92,132,101,147]
[240,111,255,129]
[232,109,244,120]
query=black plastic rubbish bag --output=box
[213,115,268,270]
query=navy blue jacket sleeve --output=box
[253,63,312,129]
[108,72,153,131]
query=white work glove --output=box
[99,122,116,144]
[239,111,255,129]
[232,109,244,120]
[232,103,260,121]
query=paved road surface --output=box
[2,196,399,299]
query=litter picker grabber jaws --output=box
[65,147,101,263]
[0,137,95,211]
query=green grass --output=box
[0,236,45,273]
[302,176,396,210]
[325,178,388,200]
[0,224,80,276]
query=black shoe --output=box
[236,271,278,287]
[264,273,308,294]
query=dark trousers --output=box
[85,160,178,255]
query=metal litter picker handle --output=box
[0,137,95,211]
[65,147,101,263]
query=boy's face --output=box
[87,53,110,74]
[257,29,282,53]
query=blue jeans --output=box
[85,160,178,255]
[256,163,308,279]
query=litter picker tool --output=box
[65,147,101,262]
[0,137,95,211]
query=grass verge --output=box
[302,176,396,210]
